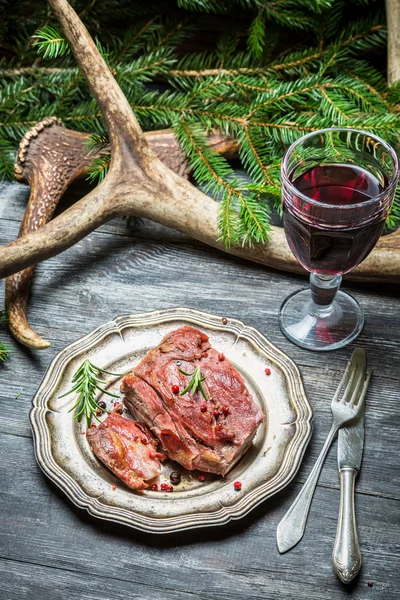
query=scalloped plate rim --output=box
[30,307,313,534]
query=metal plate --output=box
[30,308,312,534]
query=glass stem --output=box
[309,273,342,313]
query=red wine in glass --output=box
[283,163,387,275]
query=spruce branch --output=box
[0,0,399,245]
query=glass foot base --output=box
[279,288,364,351]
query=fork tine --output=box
[347,367,366,407]
[332,360,353,403]
[353,371,372,411]
[337,363,357,404]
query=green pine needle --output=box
[0,340,11,363]
[87,153,111,184]
[60,359,125,426]
[32,25,70,59]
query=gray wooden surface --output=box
[0,180,399,600]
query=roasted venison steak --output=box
[121,326,264,476]
[86,412,166,490]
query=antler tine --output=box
[0,177,125,279]
[48,0,146,154]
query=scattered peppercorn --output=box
[218,353,225,361]
[112,484,117,491]
[222,405,230,416]
[367,582,374,588]
[149,451,156,459]
[233,481,242,490]
[114,403,124,414]
[213,409,220,417]
[150,484,158,491]
[98,400,107,409]
[198,474,206,482]
[203,352,208,358]
[95,408,103,416]
[81,431,86,435]
[171,384,180,394]
[160,483,173,492]
[141,437,149,444]
[200,403,207,413]
[170,471,181,485]
[222,317,228,325]
[264,367,271,376]
[176,360,182,366]
[114,401,120,407]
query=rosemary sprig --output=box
[178,366,208,400]
[60,359,125,426]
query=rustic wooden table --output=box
[1,180,399,600]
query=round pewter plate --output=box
[30,308,312,534]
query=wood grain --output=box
[0,181,399,598]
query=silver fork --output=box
[276,350,369,554]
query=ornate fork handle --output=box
[332,467,361,583]
[277,423,339,554]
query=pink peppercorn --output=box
[200,403,207,413]
[222,317,228,325]
[150,484,158,491]
[171,384,179,394]
[141,437,149,444]
[160,483,173,492]
[218,353,225,361]
[264,367,271,376]
[234,481,242,491]
[213,409,220,417]
[198,474,206,482]
[112,484,117,491]
[222,405,230,416]
[149,451,156,459]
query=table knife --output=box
[332,370,371,584]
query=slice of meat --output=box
[86,411,165,490]
[121,325,264,476]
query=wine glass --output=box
[279,128,399,351]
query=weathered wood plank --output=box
[0,558,209,600]
[0,434,399,600]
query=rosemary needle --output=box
[178,366,208,400]
[60,359,125,426]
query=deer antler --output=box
[0,0,399,349]
[8,118,237,349]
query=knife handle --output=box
[332,467,361,584]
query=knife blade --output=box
[332,351,371,585]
